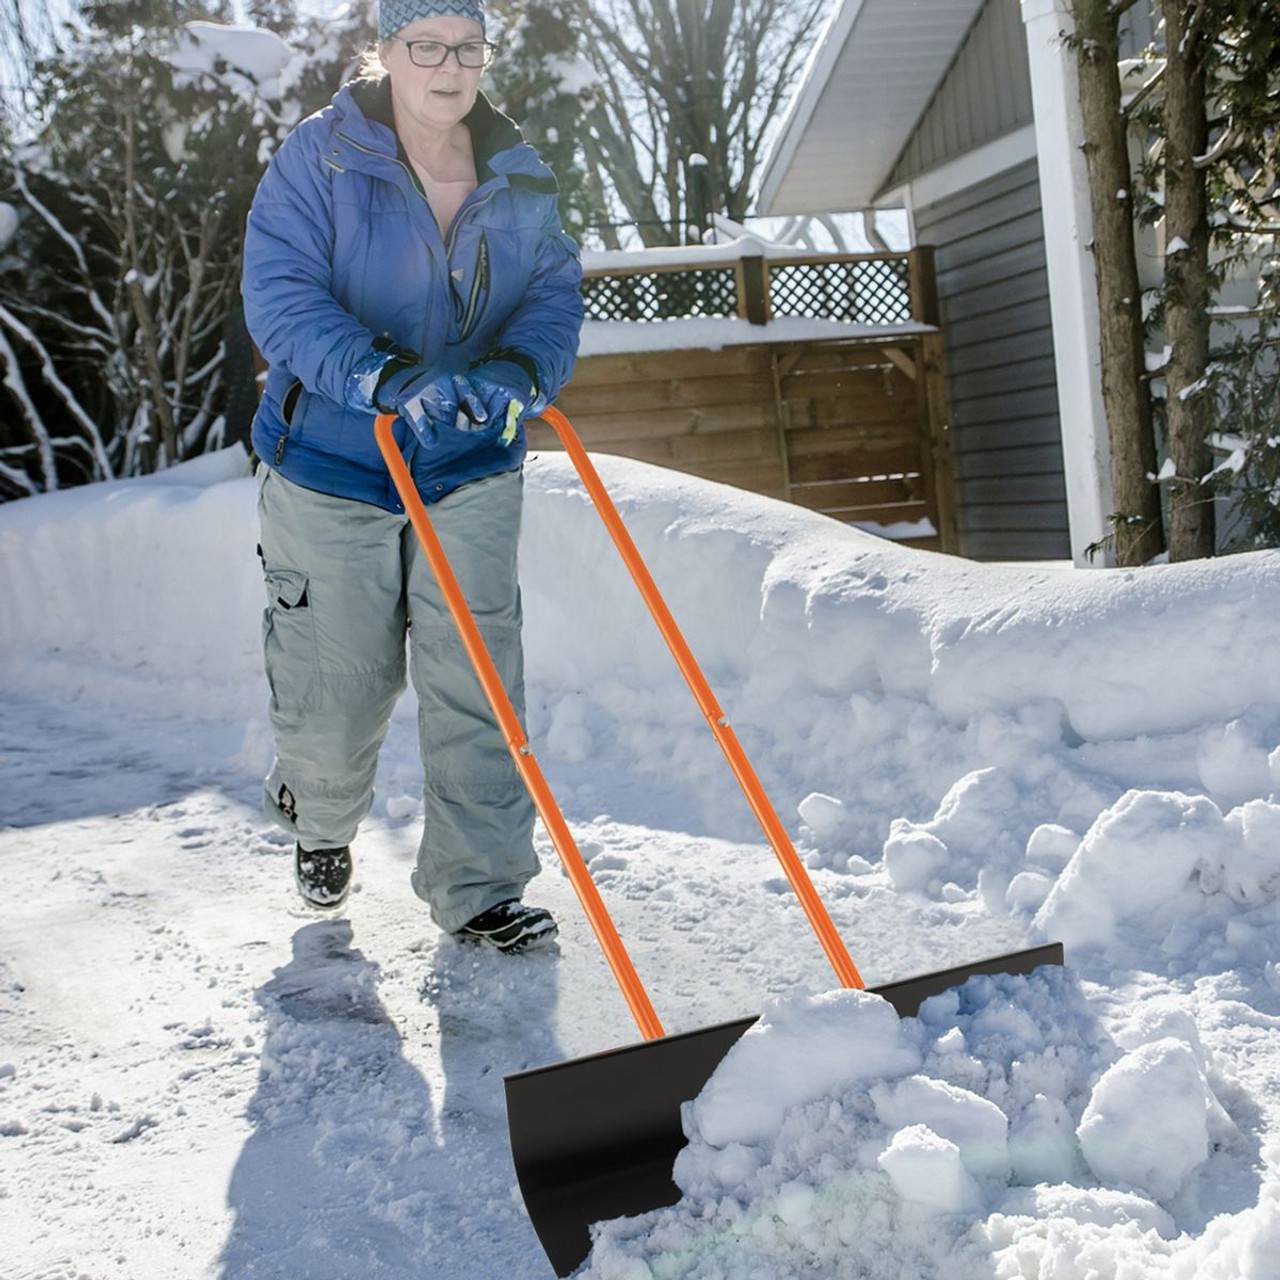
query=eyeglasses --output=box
[388,37,497,69]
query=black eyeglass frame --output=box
[386,36,498,69]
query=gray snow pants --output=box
[256,465,538,932]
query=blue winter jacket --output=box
[243,77,584,510]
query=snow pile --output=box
[3,449,1280,1278]
[585,966,1259,1279]
[1034,789,1280,972]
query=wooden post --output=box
[907,245,940,326]
[905,246,958,553]
[918,333,960,554]
[739,253,770,325]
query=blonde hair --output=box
[356,43,390,81]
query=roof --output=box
[756,0,987,216]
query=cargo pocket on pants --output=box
[262,567,317,718]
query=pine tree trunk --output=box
[1074,0,1164,565]
[1161,0,1216,560]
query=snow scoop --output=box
[373,407,1065,1277]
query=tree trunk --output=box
[1074,0,1164,565]
[1161,0,1216,560]
[122,95,178,470]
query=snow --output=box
[0,201,18,250]
[2,446,1279,1278]
[581,233,860,274]
[581,315,932,357]
[169,21,295,93]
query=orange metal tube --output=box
[374,414,665,1042]
[538,406,865,992]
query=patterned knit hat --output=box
[379,1,486,41]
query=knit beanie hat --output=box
[379,1,487,41]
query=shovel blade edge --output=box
[506,942,1064,1276]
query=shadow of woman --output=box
[420,933,566,1274]
[218,920,440,1278]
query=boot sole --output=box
[293,869,350,911]
[458,920,559,954]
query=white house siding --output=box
[913,161,1070,559]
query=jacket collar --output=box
[337,77,544,184]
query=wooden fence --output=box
[528,246,958,552]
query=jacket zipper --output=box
[456,233,490,342]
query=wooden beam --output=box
[882,346,919,381]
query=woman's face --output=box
[382,15,486,137]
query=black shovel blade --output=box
[505,942,1064,1277]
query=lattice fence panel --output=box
[582,268,739,322]
[769,258,912,325]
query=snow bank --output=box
[4,449,1278,979]
[3,447,1279,1279]
[0,445,261,719]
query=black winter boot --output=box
[294,844,352,910]
[457,900,558,953]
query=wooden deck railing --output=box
[580,245,940,329]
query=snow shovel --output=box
[373,407,1065,1277]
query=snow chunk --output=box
[1197,713,1277,805]
[1218,800,1280,906]
[797,791,848,843]
[883,766,1024,899]
[878,1124,981,1213]
[870,1074,1010,1180]
[1033,789,1225,956]
[680,989,921,1152]
[883,826,949,893]
[1077,1037,1212,1202]
[1025,822,1081,871]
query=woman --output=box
[242,0,583,953]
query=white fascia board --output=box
[1022,0,1114,565]
[756,0,871,216]
[901,124,1038,210]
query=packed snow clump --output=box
[583,966,1254,1278]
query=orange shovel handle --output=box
[374,414,665,1041]
[375,405,864,1042]
[537,406,864,993]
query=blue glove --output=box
[462,359,541,446]
[344,345,459,447]
[373,361,462,446]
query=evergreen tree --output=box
[1073,0,1279,559]
[486,1,602,239]
[0,0,290,486]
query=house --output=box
[756,0,1160,564]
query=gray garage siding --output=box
[914,161,1070,559]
